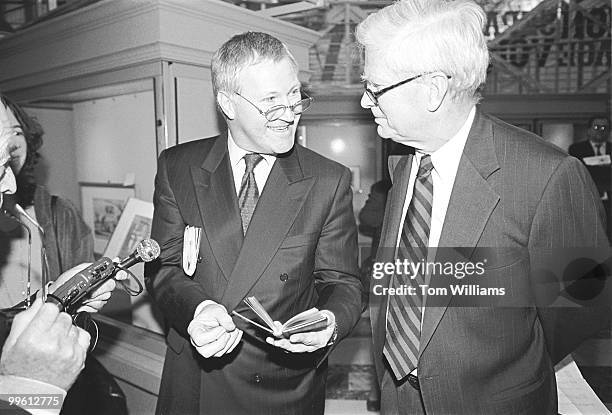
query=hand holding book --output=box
[232,296,337,353]
[232,296,328,338]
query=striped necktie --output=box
[384,155,434,380]
[238,153,263,235]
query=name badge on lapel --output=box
[183,225,202,277]
[583,154,611,166]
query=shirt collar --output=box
[227,130,276,169]
[421,106,475,178]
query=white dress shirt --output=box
[227,131,276,196]
[396,106,475,250]
[388,107,475,376]
[589,140,607,156]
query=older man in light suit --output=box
[145,32,364,415]
[357,1,610,414]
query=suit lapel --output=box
[419,111,500,357]
[371,155,414,366]
[584,141,596,157]
[221,148,315,311]
[191,133,243,281]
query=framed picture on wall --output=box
[80,182,136,255]
[103,198,154,260]
[102,198,159,331]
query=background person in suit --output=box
[145,31,364,415]
[359,179,392,261]
[356,0,610,414]
[569,115,611,237]
[569,115,611,160]
[358,178,391,412]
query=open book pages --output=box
[235,296,329,338]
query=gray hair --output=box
[356,0,489,102]
[211,31,298,98]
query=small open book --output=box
[232,296,329,338]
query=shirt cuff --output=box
[320,310,338,345]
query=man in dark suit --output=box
[145,32,364,415]
[569,115,611,236]
[569,116,611,161]
[356,0,610,414]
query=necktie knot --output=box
[417,155,433,178]
[244,153,263,173]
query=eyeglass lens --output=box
[265,99,311,121]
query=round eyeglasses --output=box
[235,92,313,122]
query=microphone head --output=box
[135,238,160,262]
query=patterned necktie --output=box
[384,155,434,380]
[238,153,263,235]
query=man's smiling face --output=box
[228,57,302,155]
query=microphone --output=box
[46,238,160,312]
[118,238,160,269]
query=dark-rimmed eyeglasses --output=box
[592,124,608,131]
[235,92,313,122]
[363,73,451,106]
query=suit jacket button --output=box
[197,256,203,263]
[280,273,289,282]
[253,374,262,383]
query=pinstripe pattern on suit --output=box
[370,110,610,415]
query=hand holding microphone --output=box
[1,239,161,357]
[2,197,160,313]
[45,239,160,313]
[47,263,125,314]
[0,298,90,391]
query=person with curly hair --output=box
[0,96,94,308]
[0,95,128,415]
